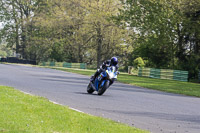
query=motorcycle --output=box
[87,66,119,95]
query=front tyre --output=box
[87,83,94,94]
[98,81,109,95]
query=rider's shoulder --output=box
[104,60,111,64]
[102,60,110,65]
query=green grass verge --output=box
[118,74,200,97]
[45,67,200,97]
[0,86,148,133]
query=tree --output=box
[1,0,133,69]
[28,0,130,67]
[116,0,200,79]
[0,0,45,60]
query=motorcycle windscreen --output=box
[107,66,117,79]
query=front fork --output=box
[100,80,110,88]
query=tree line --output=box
[0,0,199,79]
[0,0,132,68]
[115,0,200,79]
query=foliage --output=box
[133,57,145,68]
[0,0,132,67]
[115,0,200,79]
[0,44,13,57]
[1,0,200,79]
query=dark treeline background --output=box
[0,0,200,79]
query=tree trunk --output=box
[194,33,200,54]
[96,22,102,68]
[12,0,20,55]
[20,7,26,59]
[176,23,184,60]
[15,24,20,54]
[78,43,83,63]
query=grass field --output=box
[48,67,200,97]
[0,86,148,133]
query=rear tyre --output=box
[98,81,109,95]
[87,83,94,94]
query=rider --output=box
[91,57,119,83]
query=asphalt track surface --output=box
[0,64,200,133]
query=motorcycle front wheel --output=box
[98,81,109,95]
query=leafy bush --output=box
[133,57,145,68]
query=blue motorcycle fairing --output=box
[100,80,106,87]
[101,71,107,78]
[95,78,99,91]
[94,71,107,91]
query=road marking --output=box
[20,90,85,114]
[49,100,85,113]
[69,107,85,113]
[20,91,34,96]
